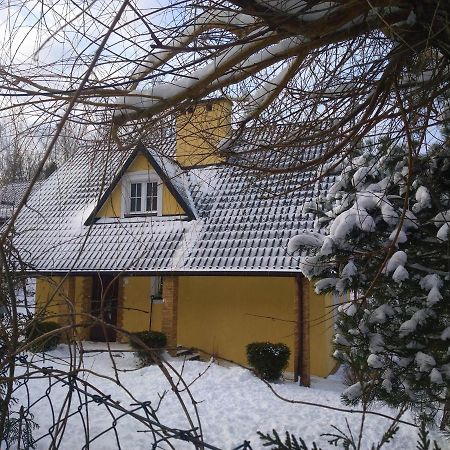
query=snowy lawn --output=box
[12,343,444,449]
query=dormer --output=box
[86,145,196,224]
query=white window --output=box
[122,172,163,216]
[130,182,142,212]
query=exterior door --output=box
[90,274,118,342]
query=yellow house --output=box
[14,99,337,385]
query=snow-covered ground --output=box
[11,343,446,449]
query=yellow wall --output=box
[35,274,335,377]
[162,187,184,216]
[121,276,163,334]
[178,276,296,369]
[309,289,336,377]
[127,153,153,172]
[35,276,92,340]
[176,99,231,167]
[97,153,185,218]
[98,184,121,217]
[176,275,334,377]
[35,276,66,320]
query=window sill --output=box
[124,212,158,218]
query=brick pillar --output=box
[162,276,178,355]
[116,277,125,342]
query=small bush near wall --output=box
[129,331,167,366]
[246,342,290,382]
[24,320,61,352]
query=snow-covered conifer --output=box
[289,138,450,426]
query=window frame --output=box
[150,276,164,303]
[122,171,163,217]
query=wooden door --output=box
[90,274,118,342]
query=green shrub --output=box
[129,331,167,366]
[25,320,61,352]
[246,342,290,381]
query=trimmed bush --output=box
[25,320,61,352]
[246,342,290,381]
[129,331,167,366]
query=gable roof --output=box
[84,143,196,224]
[11,128,336,274]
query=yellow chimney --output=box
[176,98,232,167]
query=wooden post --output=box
[78,276,92,341]
[162,276,178,355]
[294,275,301,382]
[294,274,311,387]
[62,276,76,343]
[301,275,311,387]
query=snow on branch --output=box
[287,231,324,253]
[115,34,310,122]
[129,9,257,83]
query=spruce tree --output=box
[288,138,450,426]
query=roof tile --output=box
[13,131,331,273]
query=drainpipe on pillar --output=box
[294,274,311,387]
[149,296,154,331]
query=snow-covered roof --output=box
[0,181,43,221]
[12,129,335,273]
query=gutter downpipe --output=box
[294,274,310,387]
